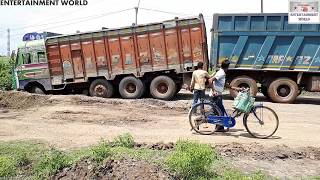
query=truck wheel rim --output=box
[126,83,136,93]
[157,82,168,94]
[277,85,290,97]
[95,85,107,96]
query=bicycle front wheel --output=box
[243,105,279,139]
[189,102,222,135]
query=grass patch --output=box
[0,138,286,180]
[90,139,111,162]
[33,148,71,178]
[166,140,218,179]
[111,133,135,148]
[0,156,16,177]
[216,169,268,180]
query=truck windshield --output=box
[15,50,46,66]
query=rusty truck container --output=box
[45,15,207,99]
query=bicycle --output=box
[188,88,279,139]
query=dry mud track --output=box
[0,91,320,178]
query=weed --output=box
[90,139,111,162]
[0,156,16,177]
[166,140,218,179]
[112,133,135,148]
[34,148,70,178]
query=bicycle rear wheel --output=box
[188,102,222,135]
[243,105,279,139]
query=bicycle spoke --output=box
[189,103,222,135]
[244,106,279,139]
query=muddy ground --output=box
[0,90,320,179]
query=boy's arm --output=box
[225,83,243,91]
[210,77,218,96]
[190,73,195,91]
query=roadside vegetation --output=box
[0,133,316,179]
[0,56,14,90]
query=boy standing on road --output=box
[210,59,242,132]
[190,62,210,107]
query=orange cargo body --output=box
[46,15,208,85]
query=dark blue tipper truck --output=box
[210,13,320,103]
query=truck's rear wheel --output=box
[229,76,258,98]
[119,76,145,99]
[150,76,176,100]
[268,78,298,103]
[89,79,114,98]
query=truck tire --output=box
[89,79,114,98]
[268,78,299,103]
[150,76,176,100]
[30,86,45,95]
[119,76,145,99]
[229,76,258,98]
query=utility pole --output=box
[7,28,10,57]
[135,0,141,25]
[261,0,264,13]
[135,7,138,25]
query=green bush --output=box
[0,60,13,91]
[34,148,70,178]
[166,140,218,179]
[112,133,135,148]
[90,140,111,162]
[0,156,16,177]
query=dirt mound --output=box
[55,158,172,180]
[215,143,320,161]
[0,91,53,109]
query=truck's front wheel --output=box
[268,78,298,103]
[89,79,114,98]
[119,76,145,99]
[30,86,45,95]
[150,76,176,100]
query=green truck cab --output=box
[13,40,51,94]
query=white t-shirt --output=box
[212,69,226,95]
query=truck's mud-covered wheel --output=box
[30,86,45,95]
[268,78,298,103]
[119,76,145,99]
[229,76,258,98]
[150,76,176,100]
[89,79,114,98]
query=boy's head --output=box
[197,62,204,69]
[221,59,230,71]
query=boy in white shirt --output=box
[210,60,242,132]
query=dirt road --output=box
[0,90,320,178]
[1,90,319,148]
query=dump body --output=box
[46,15,208,86]
[210,13,320,103]
[211,13,320,72]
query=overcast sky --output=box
[0,0,288,56]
